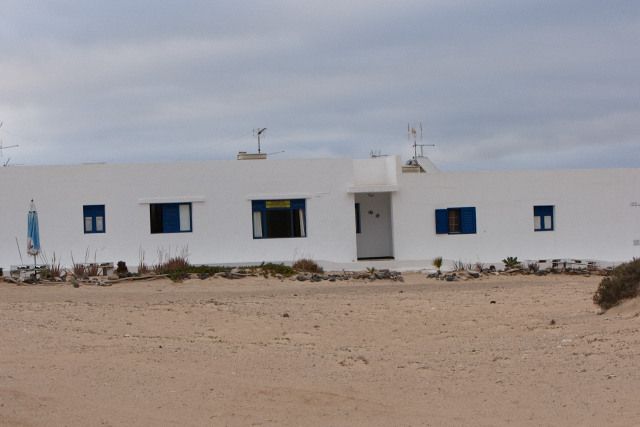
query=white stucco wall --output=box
[1,155,638,272]
[0,157,358,269]
[392,168,640,264]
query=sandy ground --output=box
[1,272,639,426]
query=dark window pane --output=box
[265,210,292,238]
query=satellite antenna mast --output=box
[253,128,267,153]
[0,124,19,157]
[0,141,19,157]
[408,122,434,159]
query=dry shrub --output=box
[40,252,64,278]
[153,246,190,272]
[593,258,640,310]
[292,258,323,274]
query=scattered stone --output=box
[73,282,80,288]
[282,313,290,318]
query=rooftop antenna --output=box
[0,141,19,157]
[3,157,22,167]
[369,150,387,158]
[408,122,434,159]
[0,123,19,157]
[253,128,267,153]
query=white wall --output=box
[2,156,638,272]
[392,168,640,264]
[0,157,358,269]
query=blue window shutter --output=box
[435,209,448,234]
[162,204,180,233]
[460,207,476,234]
[83,205,105,233]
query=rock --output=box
[535,270,548,276]
[198,273,210,280]
[296,275,308,281]
[467,270,480,278]
[73,282,80,288]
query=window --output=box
[150,203,192,233]
[252,199,306,238]
[534,205,554,231]
[84,205,105,233]
[355,203,361,234]
[435,207,476,234]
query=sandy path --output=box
[1,273,639,426]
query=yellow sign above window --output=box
[266,200,290,209]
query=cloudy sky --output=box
[1,1,638,171]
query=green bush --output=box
[260,263,296,277]
[502,256,521,269]
[593,258,640,310]
[432,256,443,269]
[159,262,296,282]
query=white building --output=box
[1,154,639,272]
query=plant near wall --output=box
[433,256,443,275]
[116,261,128,275]
[502,257,521,269]
[154,246,190,272]
[39,252,64,278]
[137,247,151,275]
[292,258,324,274]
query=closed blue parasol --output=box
[27,199,40,274]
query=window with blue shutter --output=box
[83,205,105,234]
[534,205,554,231]
[460,207,476,234]
[150,203,192,233]
[252,199,306,238]
[435,207,476,234]
[435,209,449,234]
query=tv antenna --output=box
[0,123,19,157]
[3,157,22,167]
[408,122,434,159]
[0,141,18,157]
[253,128,267,153]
